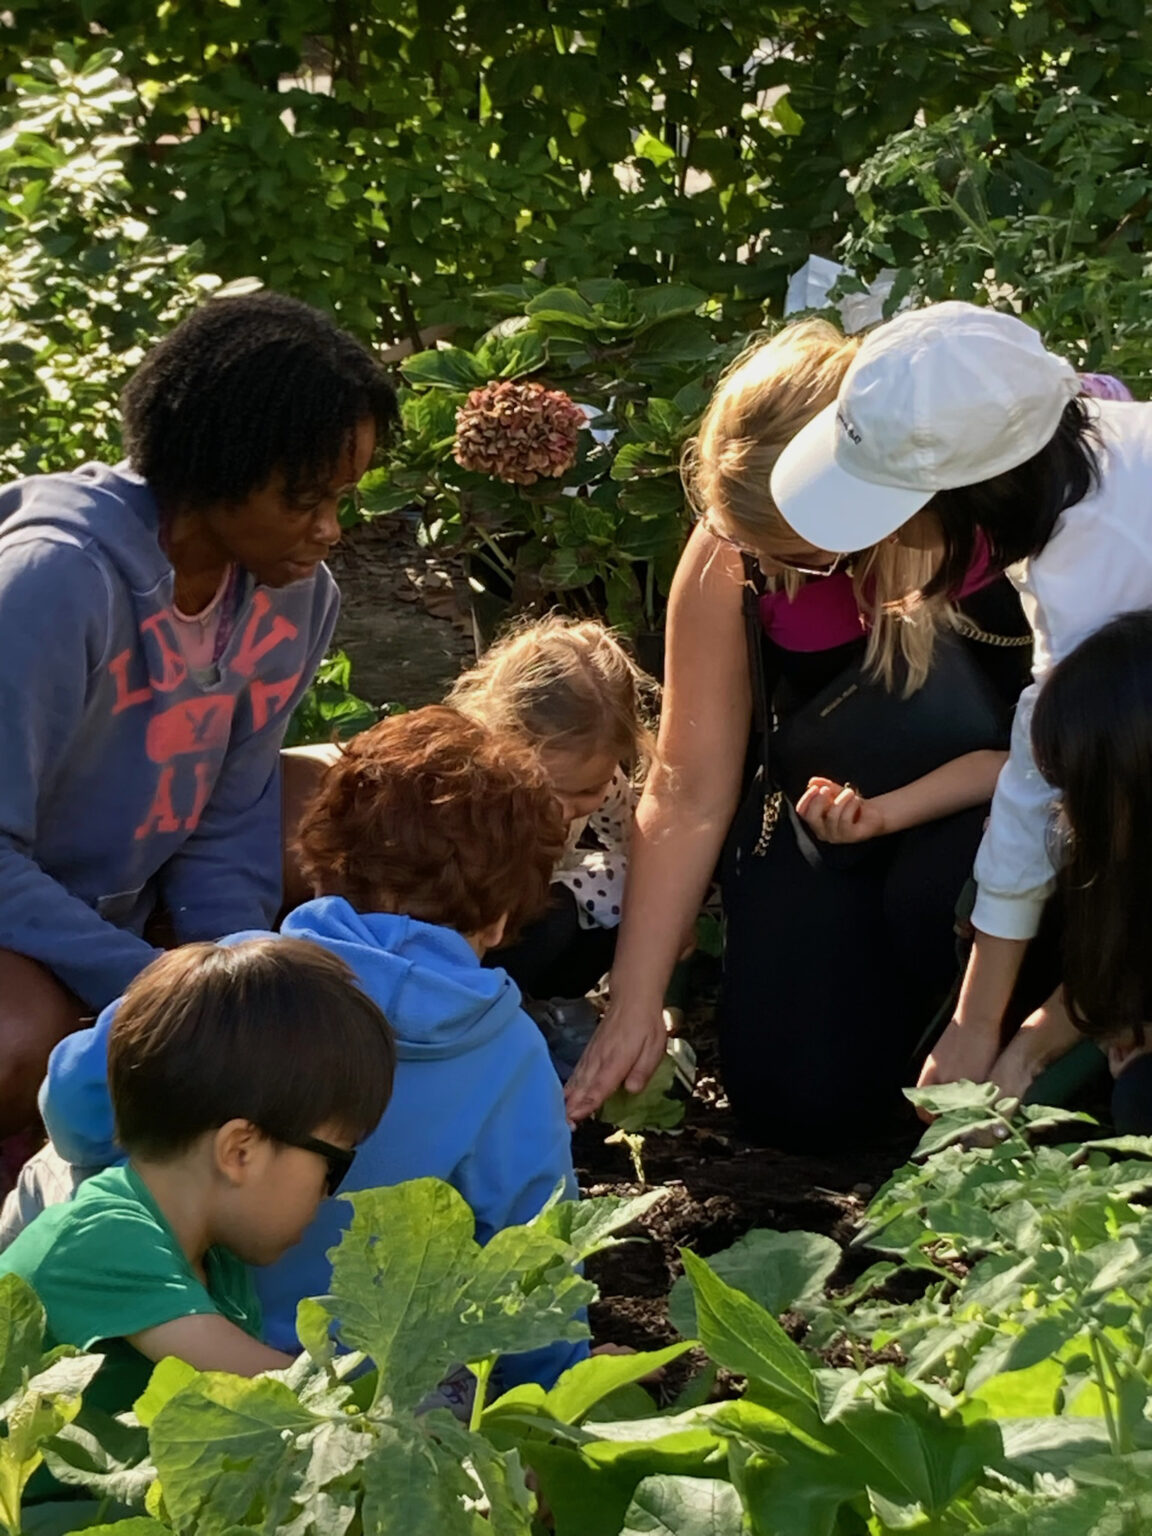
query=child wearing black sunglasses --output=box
[0,938,394,1420]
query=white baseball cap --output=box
[769,301,1080,553]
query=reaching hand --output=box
[796,778,887,844]
[915,1016,1002,1123]
[563,1002,669,1125]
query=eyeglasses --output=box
[692,509,848,577]
[276,1132,357,1196]
[770,549,852,579]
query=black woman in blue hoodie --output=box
[0,292,396,1145]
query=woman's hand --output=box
[915,1016,1002,1118]
[563,1002,669,1125]
[797,778,886,843]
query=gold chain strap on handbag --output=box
[952,613,1033,648]
[752,787,783,857]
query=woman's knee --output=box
[0,951,87,1137]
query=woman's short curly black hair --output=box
[121,291,398,513]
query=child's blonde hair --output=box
[447,614,658,776]
[682,318,949,694]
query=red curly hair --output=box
[294,706,567,939]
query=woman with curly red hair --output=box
[39,706,584,1391]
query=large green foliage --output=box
[9,1113,1152,1533]
[0,48,221,479]
[4,0,1150,351]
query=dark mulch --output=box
[572,1006,919,1398]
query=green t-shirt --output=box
[0,1163,262,1417]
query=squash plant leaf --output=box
[619,1473,744,1535]
[668,1230,840,1341]
[317,1181,591,1410]
[148,1372,364,1536]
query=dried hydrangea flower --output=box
[454,380,585,485]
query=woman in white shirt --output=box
[767,301,1152,1100]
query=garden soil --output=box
[334,517,918,1385]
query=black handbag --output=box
[739,555,1025,865]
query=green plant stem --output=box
[469,1356,495,1433]
[1089,1328,1121,1455]
[1096,1331,1135,1454]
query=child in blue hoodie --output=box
[39,707,584,1387]
[0,292,396,1142]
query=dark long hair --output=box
[923,398,1100,601]
[1032,611,1152,1043]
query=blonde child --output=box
[447,616,657,1002]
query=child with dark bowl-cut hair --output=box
[41,706,584,1389]
[1,938,394,1416]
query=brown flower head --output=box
[454,380,585,486]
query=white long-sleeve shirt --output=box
[973,398,1152,938]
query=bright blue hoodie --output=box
[0,464,337,1007]
[41,898,586,1388]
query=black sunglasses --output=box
[277,1132,357,1196]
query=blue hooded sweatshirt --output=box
[41,898,586,1389]
[0,464,337,1007]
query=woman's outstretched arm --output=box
[564,528,751,1122]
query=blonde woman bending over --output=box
[564,319,1032,1148]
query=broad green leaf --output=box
[600,1053,684,1132]
[0,1275,47,1408]
[633,131,676,167]
[134,1357,199,1429]
[320,1181,590,1409]
[630,287,708,327]
[999,1415,1111,1478]
[359,1417,487,1536]
[42,1406,154,1504]
[680,1251,815,1408]
[149,1372,367,1535]
[475,328,547,380]
[0,1352,103,1534]
[619,1474,744,1535]
[543,1344,695,1426]
[969,1359,1064,1419]
[668,1230,840,1341]
[401,346,487,392]
[967,1317,1084,1392]
[905,1081,1002,1116]
[533,1188,664,1261]
[524,288,601,331]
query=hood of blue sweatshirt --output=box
[280,898,523,1059]
[41,899,585,1388]
[0,461,170,595]
[0,464,338,1006]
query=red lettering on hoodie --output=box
[135,766,181,839]
[184,759,215,832]
[145,695,236,764]
[249,672,302,732]
[231,590,299,679]
[109,650,152,715]
[138,612,188,693]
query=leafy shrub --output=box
[841,84,1152,392]
[363,279,740,633]
[9,1104,1152,1534]
[0,48,224,479]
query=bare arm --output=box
[915,929,1030,1111]
[989,985,1083,1101]
[797,750,1008,844]
[564,528,752,1121]
[128,1313,295,1374]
